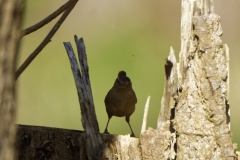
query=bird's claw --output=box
[130,133,135,137]
[103,130,110,134]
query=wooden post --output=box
[0,1,24,160]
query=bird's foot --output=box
[130,133,135,137]
[103,130,110,134]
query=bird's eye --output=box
[117,79,121,84]
[126,82,131,87]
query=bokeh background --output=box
[17,0,240,150]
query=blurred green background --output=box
[17,0,240,150]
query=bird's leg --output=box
[125,116,135,137]
[103,117,111,134]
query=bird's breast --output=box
[105,87,137,117]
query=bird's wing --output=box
[133,90,137,104]
[104,88,115,105]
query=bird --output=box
[104,71,137,137]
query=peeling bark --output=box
[172,0,237,159]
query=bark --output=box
[156,0,238,159]
[0,1,24,160]
[157,47,178,133]
[172,0,237,159]
[15,123,238,160]
[16,125,141,160]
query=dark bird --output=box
[104,71,137,137]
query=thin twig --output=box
[20,0,78,38]
[141,96,151,133]
[15,1,78,80]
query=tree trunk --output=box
[0,1,24,160]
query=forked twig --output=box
[15,0,78,80]
[20,0,78,38]
[63,36,104,159]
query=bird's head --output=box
[115,71,132,89]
